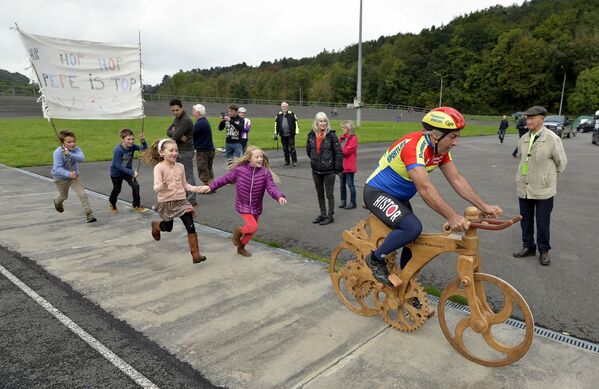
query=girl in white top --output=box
[143,139,206,264]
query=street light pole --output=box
[559,68,566,115]
[433,71,444,107]
[356,0,363,127]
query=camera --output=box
[220,112,226,119]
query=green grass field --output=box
[0,116,508,167]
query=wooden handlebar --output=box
[443,215,522,233]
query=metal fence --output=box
[0,84,428,113]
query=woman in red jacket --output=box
[338,120,358,209]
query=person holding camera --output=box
[274,102,299,166]
[218,104,245,168]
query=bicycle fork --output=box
[456,254,489,333]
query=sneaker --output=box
[109,203,118,214]
[292,162,297,167]
[365,252,391,286]
[345,202,357,210]
[86,213,97,223]
[132,207,148,213]
[54,200,64,213]
[339,202,347,209]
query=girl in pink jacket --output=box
[201,146,287,257]
[338,120,359,210]
[144,139,206,264]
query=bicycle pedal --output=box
[388,274,402,287]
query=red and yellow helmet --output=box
[422,106,465,132]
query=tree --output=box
[568,65,599,113]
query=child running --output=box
[200,146,287,257]
[143,139,206,264]
[109,128,148,213]
[51,130,97,223]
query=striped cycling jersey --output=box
[366,131,452,200]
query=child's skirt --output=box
[154,199,194,221]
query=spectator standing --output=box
[513,106,567,266]
[338,120,358,210]
[306,112,343,225]
[512,113,528,157]
[498,115,509,144]
[218,104,245,168]
[167,99,197,206]
[274,102,299,166]
[191,104,215,185]
[238,107,251,152]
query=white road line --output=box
[0,192,56,198]
[0,264,159,389]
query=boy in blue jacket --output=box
[51,130,96,223]
[109,128,148,213]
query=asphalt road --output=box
[25,132,599,343]
[0,246,217,388]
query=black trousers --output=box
[159,211,196,234]
[519,197,554,253]
[109,175,140,207]
[281,135,297,164]
[312,172,336,217]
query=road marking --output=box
[0,264,159,389]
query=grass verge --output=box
[1,116,508,167]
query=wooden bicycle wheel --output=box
[329,242,378,316]
[438,273,534,367]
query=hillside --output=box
[0,69,30,85]
[157,0,599,114]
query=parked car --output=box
[578,118,596,133]
[544,115,575,138]
[573,115,594,132]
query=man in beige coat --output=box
[513,106,567,265]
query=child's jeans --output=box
[240,214,260,245]
[54,178,92,214]
[339,172,356,204]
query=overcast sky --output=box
[3,0,522,85]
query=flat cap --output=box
[524,106,547,116]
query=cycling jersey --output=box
[366,131,452,200]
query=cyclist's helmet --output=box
[422,106,465,132]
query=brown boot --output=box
[232,227,242,246]
[237,242,252,257]
[187,233,207,264]
[151,221,161,241]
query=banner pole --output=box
[136,30,145,175]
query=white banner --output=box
[18,29,143,120]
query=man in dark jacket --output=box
[167,98,197,205]
[512,114,528,158]
[306,112,343,225]
[218,104,245,168]
[498,115,509,143]
[274,102,299,166]
[192,104,215,185]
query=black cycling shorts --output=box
[363,184,413,229]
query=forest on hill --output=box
[156,0,599,115]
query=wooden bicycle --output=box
[329,207,534,367]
